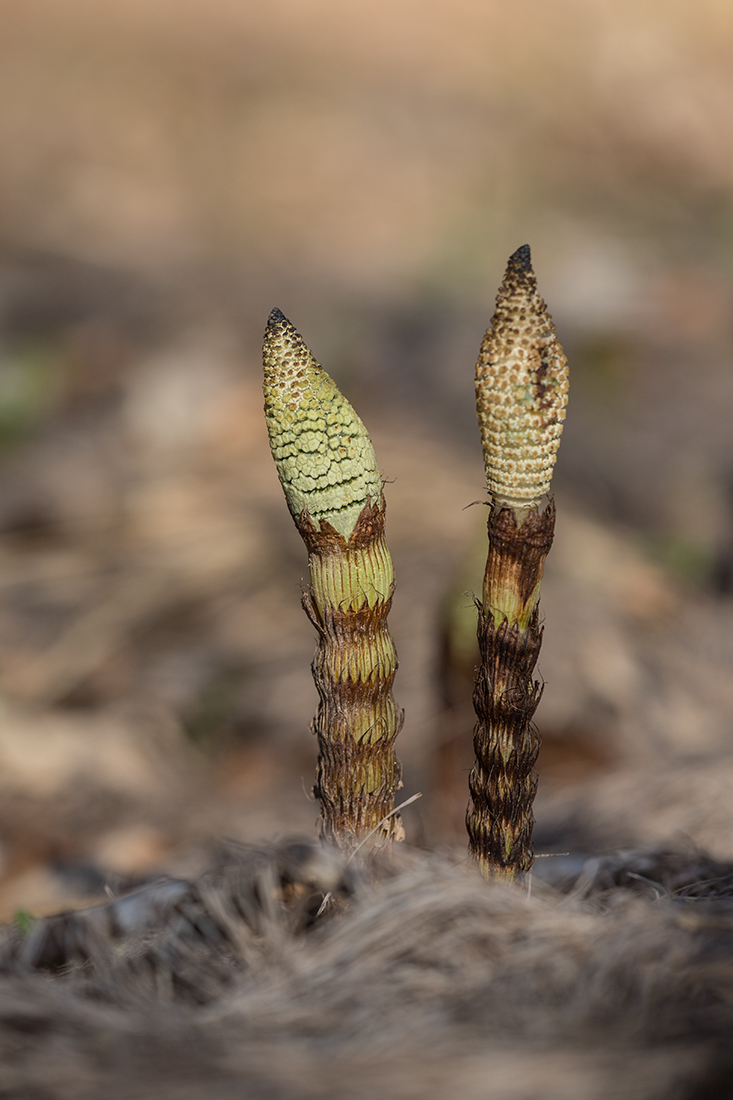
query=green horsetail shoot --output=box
[263,309,403,850]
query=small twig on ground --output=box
[316,793,422,917]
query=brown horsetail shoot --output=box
[263,308,403,850]
[468,244,569,882]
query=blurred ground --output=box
[1,0,733,919]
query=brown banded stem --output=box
[467,245,569,882]
[263,309,403,850]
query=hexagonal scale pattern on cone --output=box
[263,309,382,539]
[475,245,569,509]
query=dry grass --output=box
[1,838,732,1099]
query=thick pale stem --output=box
[299,497,403,848]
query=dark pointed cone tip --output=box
[264,307,306,352]
[267,306,289,328]
[508,244,532,272]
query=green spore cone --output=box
[263,309,382,539]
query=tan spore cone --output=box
[475,244,569,512]
[263,309,403,849]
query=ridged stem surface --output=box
[467,502,555,881]
[300,498,403,848]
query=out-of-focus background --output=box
[2,0,733,918]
